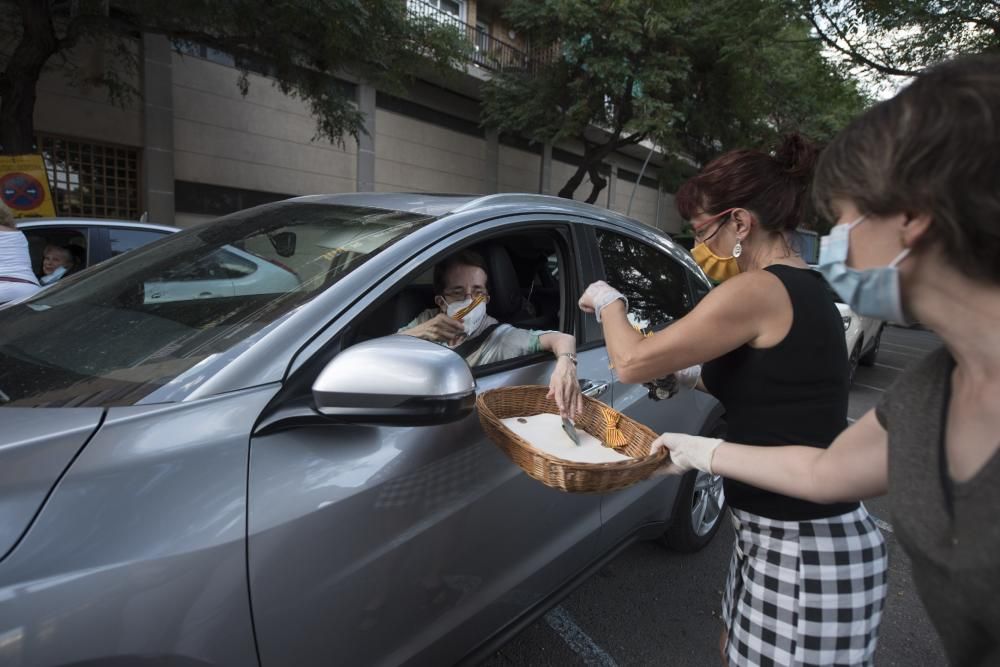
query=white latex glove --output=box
[649,432,722,473]
[578,280,628,323]
[675,364,702,390]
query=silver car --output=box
[0,193,725,666]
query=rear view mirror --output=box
[268,231,297,257]
[312,335,476,426]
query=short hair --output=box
[813,54,1000,285]
[433,249,488,295]
[676,133,818,233]
[0,203,15,229]
[44,245,73,262]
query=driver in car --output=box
[398,250,583,419]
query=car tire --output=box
[849,339,862,384]
[859,326,883,367]
[663,422,727,553]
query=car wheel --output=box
[664,423,727,553]
[849,339,862,385]
[859,326,882,367]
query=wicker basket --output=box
[477,385,668,493]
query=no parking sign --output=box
[0,154,55,217]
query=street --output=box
[486,325,948,667]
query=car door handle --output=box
[579,380,609,399]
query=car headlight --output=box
[842,315,851,331]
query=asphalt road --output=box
[484,325,948,667]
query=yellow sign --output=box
[0,154,55,218]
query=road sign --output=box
[0,154,55,217]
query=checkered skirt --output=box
[721,504,888,667]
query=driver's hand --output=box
[403,313,466,345]
[547,357,584,420]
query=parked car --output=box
[0,193,726,667]
[15,217,300,301]
[806,266,883,383]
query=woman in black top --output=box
[579,134,886,666]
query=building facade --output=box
[30,0,683,233]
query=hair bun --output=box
[774,133,818,180]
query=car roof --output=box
[16,218,180,234]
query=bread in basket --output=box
[477,385,668,493]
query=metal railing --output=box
[407,0,533,72]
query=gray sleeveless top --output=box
[876,346,1000,666]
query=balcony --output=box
[407,0,532,72]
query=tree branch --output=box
[805,10,918,77]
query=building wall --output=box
[374,109,486,193]
[497,144,539,193]
[171,55,356,196]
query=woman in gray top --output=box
[653,54,1000,666]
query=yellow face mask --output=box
[691,241,741,283]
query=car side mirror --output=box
[268,231,297,257]
[312,335,476,426]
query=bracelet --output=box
[558,352,578,365]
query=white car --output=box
[15,218,300,303]
[808,265,883,383]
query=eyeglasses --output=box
[692,208,736,243]
[442,287,489,302]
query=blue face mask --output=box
[817,216,911,324]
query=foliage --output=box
[0,0,468,154]
[798,0,1000,77]
[482,0,869,202]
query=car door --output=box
[245,217,603,667]
[588,225,720,549]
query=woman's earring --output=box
[733,239,743,258]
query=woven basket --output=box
[477,385,668,493]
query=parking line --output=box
[880,343,927,357]
[545,606,619,667]
[875,362,905,371]
[853,382,886,393]
[871,516,894,533]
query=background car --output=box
[16,217,300,301]
[0,193,725,667]
[837,301,884,382]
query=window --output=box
[37,134,141,220]
[22,227,89,276]
[597,229,693,330]
[0,203,435,407]
[109,228,169,257]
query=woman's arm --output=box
[590,271,786,384]
[659,409,889,503]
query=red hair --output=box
[676,134,818,233]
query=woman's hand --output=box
[649,432,723,475]
[547,356,584,420]
[578,281,627,322]
[401,313,465,346]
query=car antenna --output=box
[626,141,657,218]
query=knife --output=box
[561,417,581,446]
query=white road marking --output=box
[545,606,619,667]
[847,418,857,423]
[872,516,894,533]
[875,362,905,371]
[880,343,928,356]
[853,382,886,393]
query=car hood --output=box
[0,408,103,561]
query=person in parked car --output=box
[399,249,583,419]
[0,204,40,304]
[580,133,887,666]
[651,55,1000,667]
[39,244,76,285]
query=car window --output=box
[353,232,565,370]
[0,203,435,407]
[22,227,89,275]
[108,228,169,257]
[596,229,693,330]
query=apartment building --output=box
[31,0,682,232]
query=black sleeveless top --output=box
[701,265,859,521]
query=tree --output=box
[798,0,1000,77]
[482,0,868,203]
[0,0,467,155]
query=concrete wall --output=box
[374,110,486,193]
[171,55,356,196]
[498,145,538,193]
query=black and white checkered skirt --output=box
[721,504,888,666]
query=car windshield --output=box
[0,202,434,407]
